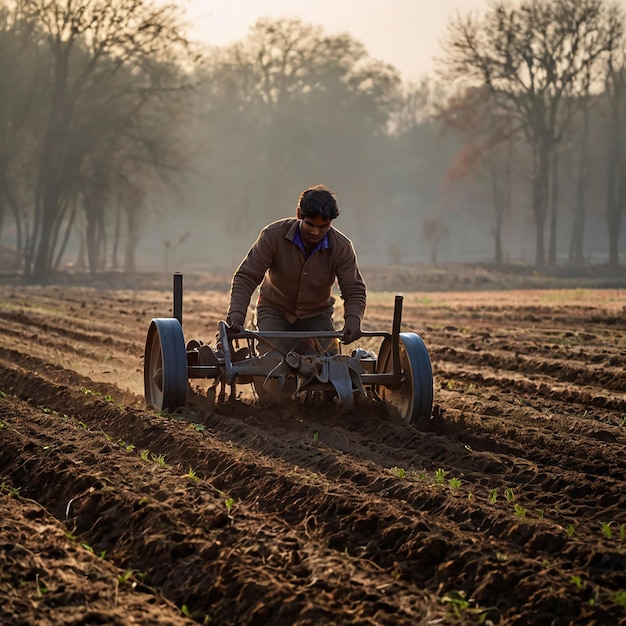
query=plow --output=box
[144,274,434,428]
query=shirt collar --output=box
[293,224,329,258]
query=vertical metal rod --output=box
[392,295,403,382]
[173,272,183,326]
[219,320,235,384]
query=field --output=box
[0,268,625,625]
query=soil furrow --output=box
[1,282,625,625]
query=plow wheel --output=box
[376,332,433,429]
[144,318,188,412]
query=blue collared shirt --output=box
[293,225,330,259]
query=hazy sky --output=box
[180,0,487,82]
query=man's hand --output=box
[226,312,245,332]
[341,315,362,344]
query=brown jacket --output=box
[228,218,366,324]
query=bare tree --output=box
[601,8,626,269]
[440,0,616,269]
[421,215,449,265]
[0,6,43,258]
[567,64,595,265]
[193,18,402,257]
[439,86,521,266]
[13,0,192,280]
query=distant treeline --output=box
[0,0,624,280]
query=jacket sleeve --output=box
[227,228,275,319]
[335,239,367,322]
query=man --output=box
[226,184,366,353]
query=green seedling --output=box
[435,468,447,484]
[118,440,135,452]
[0,421,5,429]
[570,575,585,590]
[442,590,470,619]
[81,543,94,553]
[567,524,576,537]
[225,498,234,514]
[0,390,6,397]
[313,431,319,443]
[151,452,167,466]
[599,521,613,539]
[537,509,544,520]
[390,466,405,479]
[140,449,150,461]
[182,605,191,617]
[449,477,461,490]
[184,468,200,483]
[489,488,498,504]
[505,488,515,502]
[118,570,133,584]
[189,423,205,432]
[5,485,21,498]
[614,590,626,608]
[104,394,114,403]
[514,504,526,518]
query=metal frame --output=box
[145,273,433,423]
[172,270,403,387]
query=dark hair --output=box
[297,184,340,220]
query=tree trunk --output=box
[606,122,622,270]
[608,175,625,269]
[532,146,550,269]
[53,201,77,271]
[76,228,87,271]
[569,106,589,266]
[112,204,122,271]
[548,150,559,269]
[6,187,23,253]
[0,195,4,246]
[489,168,504,266]
[83,195,100,274]
[123,203,139,272]
[32,186,61,281]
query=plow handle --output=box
[392,295,403,382]
[173,272,183,327]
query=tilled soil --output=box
[0,276,625,625]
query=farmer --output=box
[225,184,366,353]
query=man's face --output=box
[297,212,332,248]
